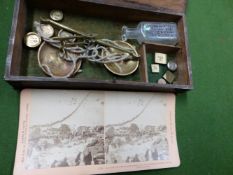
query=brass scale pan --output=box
[103,41,139,76]
[38,42,82,78]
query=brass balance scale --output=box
[24,10,140,78]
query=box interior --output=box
[8,0,190,87]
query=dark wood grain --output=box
[79,0,186,14]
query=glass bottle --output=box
[122,22,179,45]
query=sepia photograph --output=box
[25,91,105,169]
[104,92,169,164]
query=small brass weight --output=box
[25,11,140,78]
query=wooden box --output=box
[5,0,193,92]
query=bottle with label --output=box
[122,22,179,45]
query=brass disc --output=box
[38,42,82,77]
[50,10,64,21]
[104,41,139,76]
[24,32,42,48]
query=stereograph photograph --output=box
[14,90,179,175]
